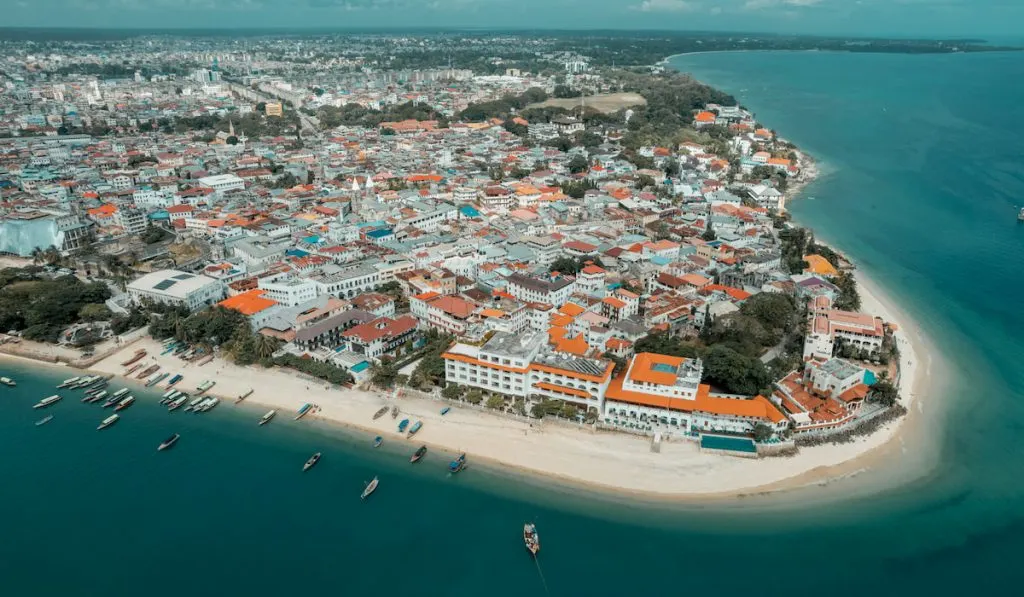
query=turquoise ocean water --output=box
[4,50,1024,594]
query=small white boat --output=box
[167,396,188,411]
[0,376,15,387]
[303,452,321,472]
[111,388,130,399]
[33,395,62,409]
[97,414,119,430]
[57,377,80,388]
[114,395,135,412]
[361,477,379,500]
[259,410,276,426]
[195,397,219,413]
[184,396,205,412]
[235,388,253,404]
[35,415,54,426]
[158,434,180,451]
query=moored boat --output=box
[449,453,467,474]
[161,388,178,400]
[97,414,119,430]
[167,396,188,411]
[259,410,276,426]
[125,364,143,375]
[391,405,399,419]
[372,406,389,420]
[195,380,215,394]
[145,372,169,387]
[361,477,379,500]
[398,418,409,433]
[184,396,205,412]
[120,349,147,367]
[235,388,253,404]
[410,445,427,463]
[158,434,180,451]
[160,390,180,405]
[57,377,80,389]
[407,420,423,438]
[523,523,540,556]
[303,452,321,472]
[111,388,130,399]
[195,397,219,413]
[136,364,159,380]
[196,354,214,366]
[35,415,54,426]
[166,374,183,387]
[440,406,451,416]
[33,395,62,409]
[373,436,383,448]
[294,403,312,420]
[103,394,122,408]
[114,395,135,412]
[0,376,15,387]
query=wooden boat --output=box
[35,415,54,426]
[114,396,136,412]
[195,380,215,394]
[398,418,409,433]
[97,414,119,430]
[84,390,108,404]
[259,410,276,426]
[124,363,143,375]
[120,350,146,367]
[440,406,451,416]
[410,445,427,464]
[407,420,422,438]
[167,396,188,411]
[0,376,16,387]
[136,364,159,380]
[234,388,253,404]
[33,395,61,409]
[165,374,183,387]
[373,436,383,448]
[158,434,180,451]
[145,372,169,387]
[196,354,215,366]
[57,377,80,389]
[449,453,466,474]
[523,523,540,556]
[102,394,122,408]
[372,406,389,420]
[294,403,312,420]
[361,477,379,500]
[391,405,399,419]
[303,452,321,472]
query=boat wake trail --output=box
[534,557,551,596]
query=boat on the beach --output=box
[440,406,451,416]
[158,434,180,451]
[125,363,143,375]
[391,405,399,419]
[373,436,383,448]
[196,354,214,366]
[407,420,422,438]
[361,477,379,500]
[195,380,215,394]
[234,388,253,404]
[159,390,180,405]
[165,374,183,388]
[294,403,312,420]
[449,453,466,474]
[398,418,409,433]
[97,414,119,430]
[410,445,427,464]
[57,377,80,389]
[120,349,147,367]
[35,415,54,426]
[373,406,389,420]
[136,364,159,380]
[114,395,135,412]
[167,396,188,411]
[259,410,276,426]
[523,523,540,557]
[33,395,61,409]
[303,452,321,472]
[0,376,15,387]
[145,372,169,387]
[161,388,178,401]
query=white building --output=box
[505,273,575,306]
[127,270,224,311]
[198,173,245,195]
[115,207,147,235]
[258,276,319,307]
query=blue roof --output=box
[863,370,878,386]
[366,228,393,239]
[303,235,321,244]
[148,210,169,220]
[285,249,309,257]
[459,205,481,217]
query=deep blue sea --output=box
[4,50,1024,595]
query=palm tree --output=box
[42,245,62,267]
[30,248,43,265]
[253,333,280,360]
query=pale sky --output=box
[4,0,1023,38]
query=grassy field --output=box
[526,92,646,114]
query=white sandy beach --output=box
[70,278,935,500]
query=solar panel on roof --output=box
[172,273,195,280]
[153,279,177,291]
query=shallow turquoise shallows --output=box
[3,49,1024,595]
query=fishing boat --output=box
[449,453,467,474]
[111,388,130,400]
[398,418,409,433]
[523,523,540,556]
[166,374,183,388]
[259,410,276,426]
[0,376,15,387]
[84,390,107,404]
[70,376,94,389]
[195,397,219,413]
[161,388,178,401]
[158,434,180,451]
[125,363,143,375]
[161,343,177,356]
[35,415,54,426]
[167,396,188,411]
[97,414,119,430]
[184,396,205,412]
[373,436,383,448]
[407,420,423,438]
[372,406,389,420]
[159,390,180,405]
[361,477,379,500]
[120,349,147,367]
[57,377,80,389]
[145,372,169,387]
[391,405,399,419]
[440,406,451,416]
[114,395,135,412]
[136,364,159,380]
[195,380,215,394]
[294,403,312,420]
[410,445,427,464]
[33,395,61,409]
[86,379,109,391]
[102,394,122,408]
[303,452,321,472]
[234,388,253,404]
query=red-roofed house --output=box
[343,315,418,360]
